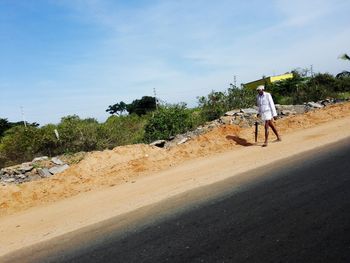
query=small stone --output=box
[49,164,69,175]
[16,174,27,179]
[3,178,16,183]
[19,164,33,173]
[37,168,52,178]
[51,157,64,165]
[32,156,49,162]
[307,102,323,108]
[177,138,189,145]
[220,116,233,125]
[224,110,241,116]
[281,110,296,116]
[240,108,258,115]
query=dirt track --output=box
[0,102,350,256]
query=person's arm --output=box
[268,93,277,117]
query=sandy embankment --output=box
[0,102,349,256]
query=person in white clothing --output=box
[256,85,281,147]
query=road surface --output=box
[4,138,350,263]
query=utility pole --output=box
[153,88,158,110]
[310,65,313,76]
[20,106,27,128]
[234,75,237,88]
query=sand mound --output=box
[1,102,349,217]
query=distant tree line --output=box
[0,118,38,137]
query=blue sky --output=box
[1,0,349,125]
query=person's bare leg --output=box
[263,121,269,147]
[268,120,281,141]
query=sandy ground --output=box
[0,102,350,257]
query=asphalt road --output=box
[5,138,350,263]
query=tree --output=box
[127,96,157,116]
[0,118,38,138]
[0,118,12,137]
[106,101,127,115]
[106,96,157,116]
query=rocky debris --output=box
[276,105,306,115]
[0,157,69,185]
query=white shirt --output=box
[256,91,277,117]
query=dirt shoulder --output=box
[0,102,350,256]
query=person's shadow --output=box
[226,135,254,146]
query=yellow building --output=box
[243,73,294,90]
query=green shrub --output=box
[0,125,41,166]
[99,114,146,149]
[144,103,198,142]
[198,88,256,121]
[55,115,100,153]
[268,72,350,104]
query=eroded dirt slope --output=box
[1,102,349,217]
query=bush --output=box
[55,115,100,153]
[198,87,256,121]
[268,72,350,104]
[99,114,146,149]
[0,125,41,166]
[144,103,199,142]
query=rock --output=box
[232,118,242,125]
[51,157,64,165]
[281,110,296,116]
[240,108,258,115]
[3,178,16,183]
[19,164,33,173]
[177,138,189,145]
[38,168,52,178]
[276,105,306,115]
[307,102,324,108]
[150,140,166,148]
[49,164,69,175]
[32,156,49,162]
[220,116,233,125]
[224,110,241,116]
[15,174,27,179]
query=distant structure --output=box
[243,73,293,90]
